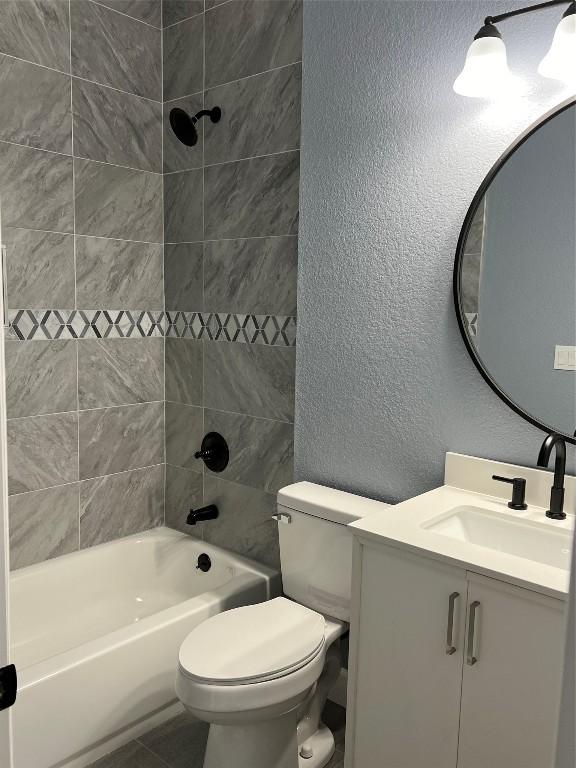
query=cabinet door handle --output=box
[446,592,460,655]
[466,600,481,666]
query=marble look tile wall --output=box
[0,0,165,569]
[163,0,302,570]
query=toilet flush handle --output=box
[271,512,292,524]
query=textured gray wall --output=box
[295,0,576,504]
[478,105,576,437]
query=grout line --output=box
[0,50,163,104]
[88,0,162,30]
[2,226,163,247]
[201,3,206,534]
[69,0,81,551]
[73,153,163,177]
[165,233,298,245]
[205,59,303,95]
[8,463,166,499]
[134,739,173,768]
[7,400,165,423]
[0,138,163,177]
[71,72,162,104]
[162,6,205,30]
[167,402,293,426]
[161,0,167,528]
[163,147,299,175]
[162,60,302,106]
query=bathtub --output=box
[9,527,280,768]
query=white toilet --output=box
[176,481,379,768]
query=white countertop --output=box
[350,454,575,600]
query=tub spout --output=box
[187,505,219,525]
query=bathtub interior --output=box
[10,527,259,669]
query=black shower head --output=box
[169,106,222,146]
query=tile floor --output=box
[89,701,346,768]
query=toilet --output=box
[176,481,381,768]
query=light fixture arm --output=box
[485,0,572,27]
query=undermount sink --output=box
[423,505,572,570]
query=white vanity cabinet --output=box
[345,541,566,768]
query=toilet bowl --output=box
[177,598,346,768]
[176,481,386,768]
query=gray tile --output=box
[89,741,168,768]
[204,64,301,165]
[4,228,75,308]
[0,0,70,72]
[73,79,162,172]
[7,412,78,495]
[165,243,203,310]
[204,152,299,240]
[138,711,209,768]
[164,168,203,243]
[204,409,293,493]
[0,143,73,232]
[205,0,302,88]
[166,401,203,470]
[163,0,203,26]
[76,236,164,307]
[0,55,71,153]
[78,338,164,409]
[71,0,161,100]
[6,340,77,419]
[80,465,163,548]
[461,252,481,315]
[464,197,486,256]
[165,464,202,534]
[204,342,295,420]
[201,475,279,569]
[165,338,203,405]
[163,14,203,101]
[204,236,297,314]
[163,93,203,173]
[9,483,79,570]
[79,402,164,480]
[74,159,163,242]
[96,0,162,27]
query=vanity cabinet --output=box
[346,542,566,768]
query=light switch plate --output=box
[554,345,576,370]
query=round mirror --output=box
[454,99,576,443]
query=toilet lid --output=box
[179,597,326,685]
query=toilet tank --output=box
[276,482,389,621]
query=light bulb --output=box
[454,24,523,98]
[538,3,576,85]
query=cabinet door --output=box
[458,574,565,768]
[349,544,467,768]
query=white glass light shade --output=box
[454,36,520,98]
[538,12,576,84]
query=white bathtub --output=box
[9,527,280,768]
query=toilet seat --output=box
[179,597,326,685]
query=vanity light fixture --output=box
[454,0,576,98]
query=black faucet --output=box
[186,504,219,526]
[537,434,567,520]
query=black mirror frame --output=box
[453,96,576,445]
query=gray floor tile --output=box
[89,740,168,768]
[138,711,210,768]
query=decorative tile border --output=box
[5,309,297,346]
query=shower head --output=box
[169,106,222,146]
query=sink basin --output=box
[423,505,572,570]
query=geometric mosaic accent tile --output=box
[6,310,297,347]
[465,311,478,341]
